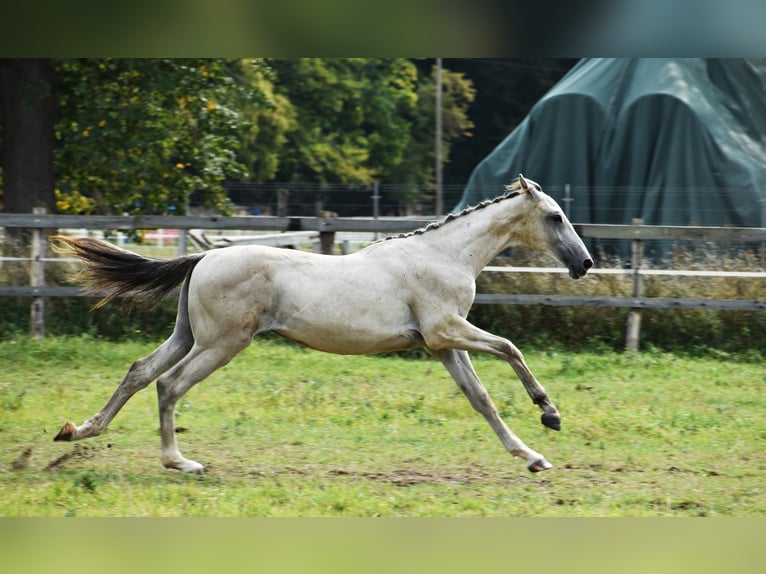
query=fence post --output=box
[317,211,337,255]
[372,180,381,241]
[625,218,644,351]
[176,229,187,256]
[30,207,47,339]
[176,201,190,255]
[277,189,289,217]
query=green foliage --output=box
[0,296,178,342]
[261,59,476,209]
[234,60,297,182]
[45,58,478,216]
[269,59,419,185]
[54,59,268,215]
[387,64,476,206]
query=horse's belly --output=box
[279,330,422,355]
[273,312,423,355]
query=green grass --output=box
[0,336,764,516]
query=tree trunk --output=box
[0,59,57,274]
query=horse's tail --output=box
[52,235,206,309]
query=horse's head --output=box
[506,174,593,279]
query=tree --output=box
[0,59,57,214]
[260,58,475,212]
[387,63,475,209]
[269,58,418,184]
[54,59,268,215]
[1,58,484,223]
[262,58,420,211]
[0,59,57,259]
[235,60,297,183]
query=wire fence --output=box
[216,181,766,234]
[218,181,467,217]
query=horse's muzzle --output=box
[568,257,593,279]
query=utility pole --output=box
[435,58,443,216]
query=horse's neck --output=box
[419,197,526,276]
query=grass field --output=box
[1,335,764,517]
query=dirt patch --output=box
[11,447,32,470]
[244,465,529,485]
[327,467,527,486]
[44,444,99,471]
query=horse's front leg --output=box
[430,348,552,472]
[424,314,561,432]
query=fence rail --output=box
[2,212,766,348]
[4,212,766,240]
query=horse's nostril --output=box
[583,258,593,270]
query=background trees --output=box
[0,58,575,218]
[54,59,266,215]
[0,59,57,259]
[0,60,57,216]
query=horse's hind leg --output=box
[431,348,552,472]
[53,331,194,442]
[54,329,194,442]
[55,281,195,442]
[156,337,251,474]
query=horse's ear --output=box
[503,174,541,200]
[504,174,524,193]
[517,173,545,202]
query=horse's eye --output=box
[550,213,563,224]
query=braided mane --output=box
[382,189,522,242]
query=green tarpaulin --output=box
[457,59,766,230]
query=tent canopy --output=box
[456,59,766,229]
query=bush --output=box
[0,295,178,341]
[469,245,766,355]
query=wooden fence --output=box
[2,212,766,349]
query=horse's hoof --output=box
[186,465,206,476]
[527,457,553,473]
[541,412,561,431]
[164,459,206,475]
[54,422,76,442]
